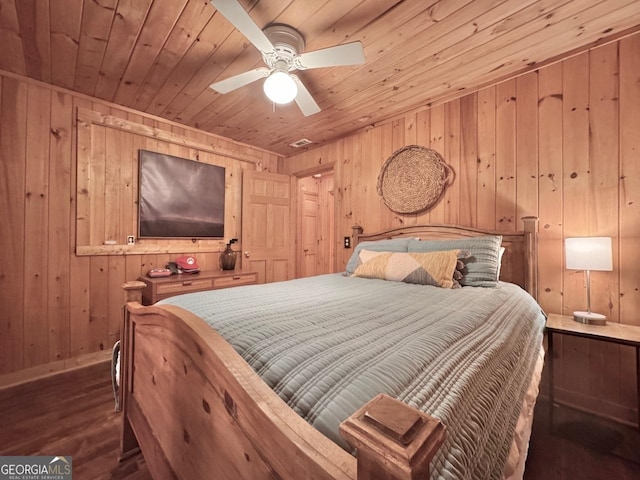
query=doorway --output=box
[297,171,335,278]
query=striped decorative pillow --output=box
[352,249,463,288]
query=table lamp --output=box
[565,237,612,325]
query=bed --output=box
[119,217,544,480]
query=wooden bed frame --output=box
[119,217,538,480]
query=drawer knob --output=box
[182,281,192,286]
[232,276,241,280]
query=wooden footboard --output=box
[120,283,445,480]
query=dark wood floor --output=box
[525,398,640,480]
[0,362,638,479]
[0,362,150,480]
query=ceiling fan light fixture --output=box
[210,0,364,116]
[263,70,298,104]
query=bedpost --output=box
[352,225,364,247]
[340,394,446,480]
[522,216,538,300]
[119,281,146,461]
[123,280,145,304]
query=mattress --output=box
[160,274,546,480]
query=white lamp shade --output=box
[565,237,613,271]
[263,71,298,104]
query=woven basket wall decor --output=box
[377,145,454,214]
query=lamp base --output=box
[573,311,607,326]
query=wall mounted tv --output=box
[138,150,225,239]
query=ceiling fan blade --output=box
[295,41,365,70]
[291,75,320,117]
[210,67,270,94]
[211,0,276,55]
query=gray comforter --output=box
[160,274,545,480]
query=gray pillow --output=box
[345,238,410,275]
[407,235,503,287]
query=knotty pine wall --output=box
[0,72,280,378]
[282,35,640,424]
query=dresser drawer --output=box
[139,269,258,305]
[157,278,214,295]
[213,273,257,289]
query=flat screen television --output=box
[138,150,225,238]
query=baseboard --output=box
[0,350,112,390]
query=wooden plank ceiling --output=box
[1,0,639,155]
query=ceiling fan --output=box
[209,0,365,116]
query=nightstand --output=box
[545,313,640,429]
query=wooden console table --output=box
[138,269,258,305]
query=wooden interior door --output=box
[299,181,319,278]
[241,170,294,284]
[297,174,335,278]
[318,174,335,274]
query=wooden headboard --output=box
[352,216,538,300]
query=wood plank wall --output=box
[0,72,280,377]
[281,35,640,425]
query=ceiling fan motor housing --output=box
[262,25,305,68]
